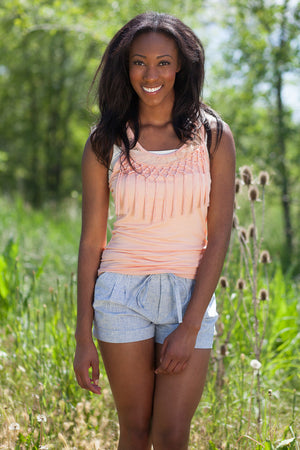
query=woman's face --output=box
[129,32,181,110]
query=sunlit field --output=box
[0,168,299,449]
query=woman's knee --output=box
[119,416,151,448]
[152,423,190,450]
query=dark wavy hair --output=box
[90,12,222,167]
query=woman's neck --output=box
[138,96,174,127]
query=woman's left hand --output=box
[155,323,199,375]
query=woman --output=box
[73,11,235,450]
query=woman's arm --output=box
[156,121,236,375]
[73,138,110,394]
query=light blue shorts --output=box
[93,273,218,349]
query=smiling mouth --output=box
[142,85,162,93]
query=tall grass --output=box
[0,170,299,449]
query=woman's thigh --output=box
[98,338,155,430]
[151,345,211,449]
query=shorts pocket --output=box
[204,293,218,319]
[94,272,123,306]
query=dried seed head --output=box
[248,224,256,239]
[219,276,228,289]
[240,353,245,361]
[220,344,227,356]
[235,178,242,194]
[259,288,269,301]
[238,227,247,243]
[240,166,253,186]
[250,359,262,370]
[37,414,47,423]
[9,423,20,431]
[248,185,259,202]
[259,171,270,186]
[260,250,271,264]
[268,389,272,396]
[233,214,239,229]
[216,321,224,336]
[236,278,246,290]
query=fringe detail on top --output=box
[110,136,211,223]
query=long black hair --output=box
[90,12,222,167]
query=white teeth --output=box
[143,85,162,93]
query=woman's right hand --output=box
[73,340,101,395]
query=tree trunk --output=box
[274,69,293,262]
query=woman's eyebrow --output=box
[131,53,173,59]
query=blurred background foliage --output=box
[0,0,299,272]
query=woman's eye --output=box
[159,60,170,66]
[133,60,144,66]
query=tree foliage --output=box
[207,0,300,269]
[0,0,299,269]
[0,0,199,204]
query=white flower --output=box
[9,423,20,431]
[37,414,47,423]
[250,359,262,370]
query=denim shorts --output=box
[93,272,218,349]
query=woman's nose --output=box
[143,65,159,81]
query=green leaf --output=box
[265,440,275,450]
[276,438,296,449]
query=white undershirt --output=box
[148,149,178,154]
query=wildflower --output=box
[259,289,269,301]
[236,278,246,290]
[219,276,228,289]
[247,224,256,239]
[232,214,239,229]
[259,171,270,186]
[240,166,253,186]
[235,178,242,194]
[260,250,271,264]
[18,365,26,373]
[37,414,47,423]
[240,353,245,361]
[39,446,48,449]
[238,227,247,243]
[250,359,262,370]
[9,423,20,431]
[248,185,259,202]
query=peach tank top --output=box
[99,124,211,279]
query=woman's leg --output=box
[151,346,211,450]
[98,338,155,450]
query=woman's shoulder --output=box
[200,110,233,156]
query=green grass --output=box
[0,183,299,449]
